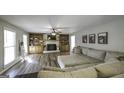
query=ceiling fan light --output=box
[51,32,56,36]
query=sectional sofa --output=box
[38,47,124,78]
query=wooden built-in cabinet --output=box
[29,33,43,54]
[29,46,43,54]
[59,34,70,52]
[28,33,70,53]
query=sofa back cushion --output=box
[95,61,124,78]
[70,67,97,78]
[105,51,124,61]
[87,49,106,61]
[82,47,89,55]
[105,57,120,63]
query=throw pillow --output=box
[117,56,124,61]
[82,47,88,55]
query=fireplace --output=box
[47,44,57,51]
[43,40,60,53]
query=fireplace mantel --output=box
[43,50,60,53]
[44,40,59,44]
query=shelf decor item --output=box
[98,32,108,44]
[82,35,87,43]
[89,34,95,44]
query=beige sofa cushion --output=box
[42,63,100,72]
[58,54,101,68]
[95,61,124,78]
[82,47,88,55]
[42,66,65,72]
[38,71,65,78]
[70,67,97,78]
[64,72,72,78]
[105,57,120,63]
[111,73,124,78]
[38,71,72,78]
[38,67,98,78]
[87,49,106,61]
[64,63,100,72]
[38,69,98,78]
[73,46,82,54]
[105,51,124,61]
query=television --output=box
[47,44,57,51]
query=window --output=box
[4,29,16,65]
[23,34,28,53]
[71,35,75,51]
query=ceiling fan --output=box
[42,26,71,35]
[50,28,62,36]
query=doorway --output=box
[70,35,75,52]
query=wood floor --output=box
[2,54,42,78]
[2,52,70,78]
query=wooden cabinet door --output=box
[29,46,43,54]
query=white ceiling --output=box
[0,15,123,34]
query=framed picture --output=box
[98,32,108,44]
[82,35,87,43]
[89,34,95,43]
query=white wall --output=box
[75,18,124,52]
[0,19,28,69]
[0,26,3,69]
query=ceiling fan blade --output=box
[57,31,62,33]
[54,27,71,30]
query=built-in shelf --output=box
[29,33,43,54]
[59,34,70,52]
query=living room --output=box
[1,0,124,92]
[0,15,124,78]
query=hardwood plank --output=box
[2,54,42,78]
